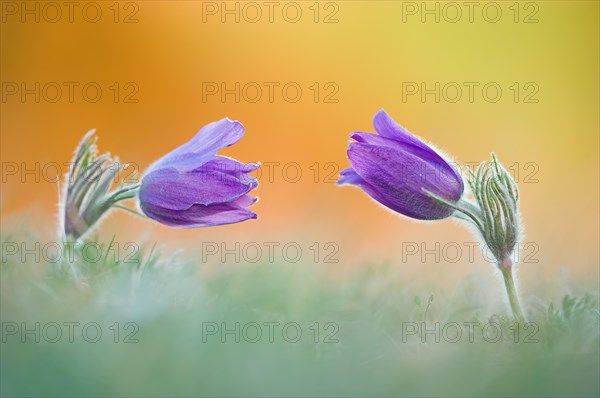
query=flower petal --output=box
[139,167,257,211]
[147,118,245,172]
[140,199,257,228]
[350,132,463,191]
[338,167,363,185]
[232,193,258,207]
[197,156,259,186]
[347,142,463,220]
[338,167,423,217]
[373,110,431,152]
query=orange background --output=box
[1,1,598,290]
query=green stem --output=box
[499,259,525,322]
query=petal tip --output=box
[350,132,365,142]
[373,109,391,123]
[223,117,244,132]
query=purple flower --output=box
[138,118,259,228]
[338,110,464,220]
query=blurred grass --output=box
[1,233,598,397]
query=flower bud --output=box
[61,130,139,240]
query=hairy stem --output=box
[499,258,525,322]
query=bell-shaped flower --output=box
[338,110,464,220]
[138,118,259,228]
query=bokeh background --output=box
[1,1,599,295]
[1,2,599,397]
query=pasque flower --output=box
[338,109,464,220]
[339,110,526,321]
[138,118,259,228]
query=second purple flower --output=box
[338,110,464,220]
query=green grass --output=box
[1,234,599,397]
